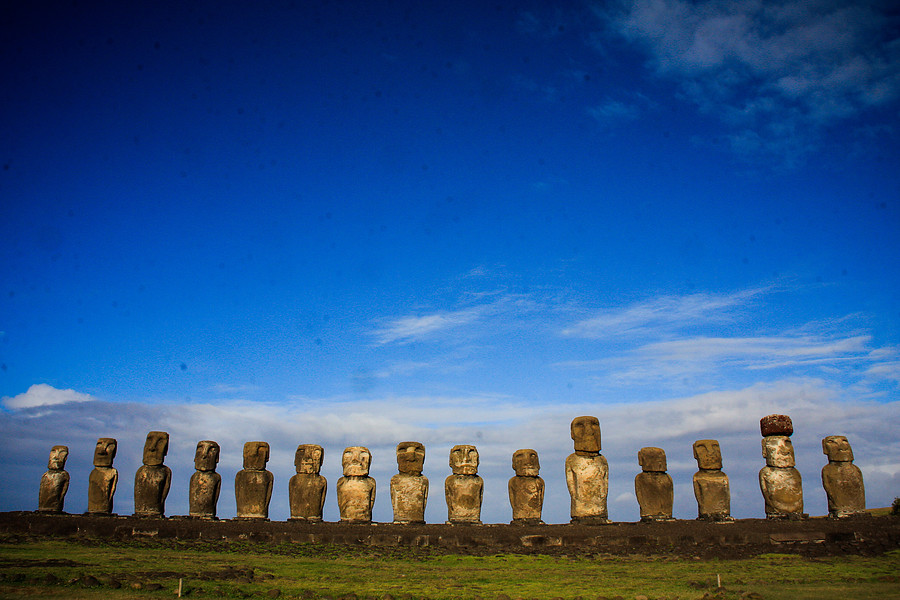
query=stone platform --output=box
[2,511,898,558]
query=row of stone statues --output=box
[38,414,865,523]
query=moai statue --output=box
[87,437,118,515]
[508,448,544,524]
[134,431,172,517]
[235,441,274,519]
[821,435,866,518]
[37,445,70,513]
[189,440,221,518]
[759,414,804,519]
[445,444,483,524]
[390,441,428,524]
[564,416,609,524]
[289,444,327,521]
[634,447,674,522]
[336,446,376,523]
[692,439,732,521]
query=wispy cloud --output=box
[593,0,900,161]
[587,98,641,125]
[371,308,482,344]
[371,293,541,346]
[557,286,899,401]
[2,383,94,410]
[640,334,873,368]
[562,287,766,338]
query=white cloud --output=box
[2,383,94,410]
[593,0,900,161]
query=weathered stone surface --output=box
[759,435,803,518]
[235,442,273,520]
[760,414,793,437]
[635,447,673,521]
[390,442,428,524]
[821,435,865,518]
[336,446,375,523]
[134,431,172,517]
[565,416,609,524]
[87,438,118,515]
[508,449,544,524]
[37,445,69,513]
[189,440,221,518]
[692,439,731,521]
[445,444,483,524]
[289,444,327,521]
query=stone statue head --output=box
[638,447,667,472]
[396,441,425,475]
[342,446,371,476]
[93,437,117,467]
[693,439,722,470]
[449,444,479,475]
[243,441,270,470]
[570,416,601,453]
[47,445,69,470]
[194,440,220,471]
[822,435,854,462]
[142,431,169,466]
[512,448,540,477]
[762,435,795,468]
[760,414,793,437]
[295,444,324,474]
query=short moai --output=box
[445,444,483,524]
[87,438,118,515]
[821,435,866,518]
[37,445,70,513]
[336,446,376,523]
[565,416,609,524]
[390,441,428,524]
[759,414,804,519]
[692,439,732,521]
[634,447,674,522]
[235,441,274,520]
[134,431,172,517]
[289,444,327,521]
[508,448,544,524]
[189,440,221,518]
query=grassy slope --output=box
[0,538,898,600]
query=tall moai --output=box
[692,439,732,521]
[235,441,274,519]
[759,414,804,519]
[390,441,428,524]
[289,444,327,522]
[821,435,866,518]
[87,437,118,515]
[336,446,376,523]
[189,440,221,518]
[508,448,544,524]
[565,416,609,524]
[37,445,70,513]
[445,444,483,524]
[634,447,674,522]
[134,431,172,517]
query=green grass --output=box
[1,538,898,600]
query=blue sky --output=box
[2,0,899,524]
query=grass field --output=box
[1,537,898,600]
